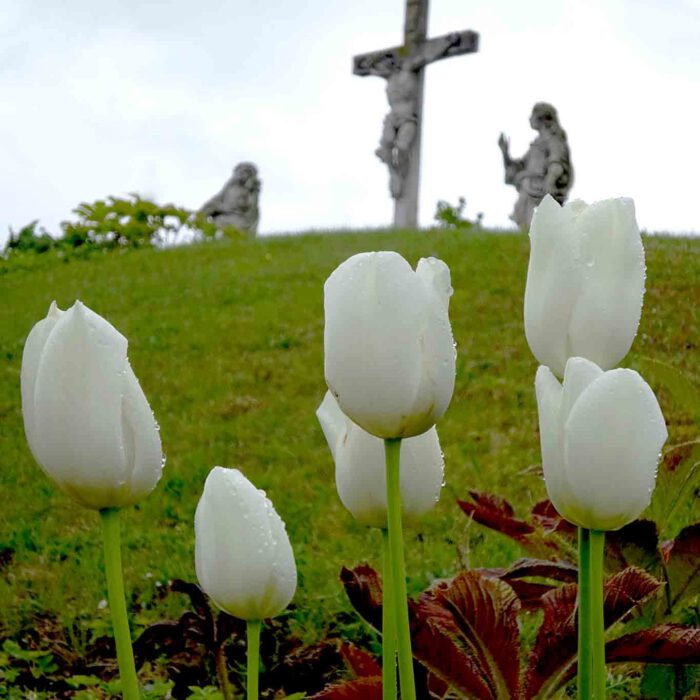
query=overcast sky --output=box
[1,0,699,245]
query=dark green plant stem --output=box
[578,527,592,700]
[99,507,139,700]
[247,619,262,700]
[590,529,607,698]
[381,528,397,700]
[215,642,234,700]
[384,438,416,700]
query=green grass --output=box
[0,229,699,647]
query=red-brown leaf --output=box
[523,566,663,699]
[458,491,535,540]
[606,519,660,573]
[412,571,521,699]
[309,676,383,700]
[500,558,578,584]
[531,500,576,535]
[607,624,700,664]
[338,643,381,678]
[340,564,383,631]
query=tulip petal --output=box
[569,198,645,369]
[560,357,604,422]
[31,301,131,508]
[324,252,426,437]
[120,362,163,507]
[316,390,348,461]
[564,369,667,530]
[195,467,296,620]
[535,365,577,521]
[416,257,453,310]
[409,258,456,436]
[524,196,584,376]
[21,301,63,452]
[335,423,444,528]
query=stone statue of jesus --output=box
[361,33,461,199]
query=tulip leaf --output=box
[340,564,383,631]
[648,441,700,539]
[523,566,663,699]
[607,624,700,664]
[638,357,700,421]
[411,571,522,700]
[309,676,383,699]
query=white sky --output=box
[1,0,699,245]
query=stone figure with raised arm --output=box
[200,162,261,235]
[498,102,573,230]
[361,32,461,199]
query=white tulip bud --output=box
[324,252,456,439]
[524,195,646,377]
[20,301,163,510]
[536,357,667,531]
[316,391,444,529]
[194,467,297,621]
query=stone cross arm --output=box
[353,29,479,76]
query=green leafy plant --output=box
[61,194,219,249]
[434,197,482,230]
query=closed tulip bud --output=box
[21,301,163,510]
[324,252,456,439]
[316,391,444,528]
[536,357,667,531]
[195,467,297,621]
[524,195,646,377]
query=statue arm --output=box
[544,137,569,190]
[200,191,224,216]
[408,33,460,70]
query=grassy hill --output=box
[1,228,699,648]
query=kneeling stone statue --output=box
[499,103,573,230]
[200,162,261,235]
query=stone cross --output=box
[353,0,479,228]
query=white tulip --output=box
[21,301,163,510]
[194,467,297,621]
[324,252,456,439]
[316,391,444,528]
[524,195,646,377]
[535,357,667,531]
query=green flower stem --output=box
[381,528,397,700]
[577,527,591,699]
[589,530,607,698]
[247,619,262,700]
[99,507,139,700]
[384,438,416,700]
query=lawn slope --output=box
[0,228,698,643]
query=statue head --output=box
[232,162,258,183]
[529,102,560,132]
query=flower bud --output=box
[536,357,667,531]
[317,391,444,528]
[21,301,163,510]
[524,195,646,377]
[194,467,297,621]
[324,252,456,438]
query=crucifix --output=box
[353,0,479,228]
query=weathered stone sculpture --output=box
[200,162,261,235]
[361,33,460,200]
[499,103,573,230]
[353,0,479,228]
